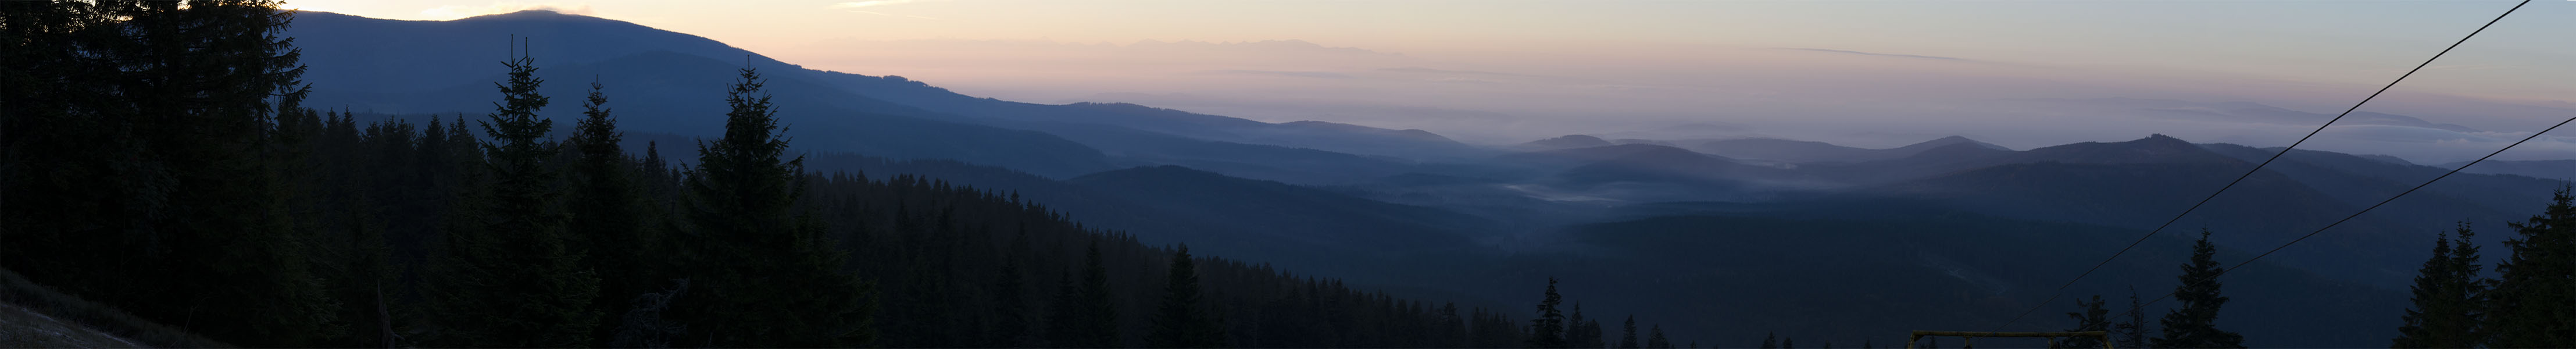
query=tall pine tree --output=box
[2391,223,2488,348]
[2116,286,2148,349]
[1620,315,1641,349]
[565,77,667,346]
[989,231,1038,347]
[1049,268,1089,347]
[0,2,338,346]
[2152,229,2245,348]
[2485,188,2575,347]
[1569,304,1599,349]
[2063,295,2109,348]
[1645,325,1670,348]
[1051,240,1123,348]
[1149,244,1226,348]
[432,45,600,347]
[676,67,874,347]
[1528,277,1569,348]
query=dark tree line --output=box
[811,171,1560,348]
[4,1,1668,347]
[2390,223,2484,348]
[2153,230,2245,348]
[2,1,334,346]
[2088,187,2576,348]
[2043,191,2576,349]
[2387,188,2576,348]
[2048,230,2243,349]
[1520,277,1698,349]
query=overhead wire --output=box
[1986,0,2534,332]
[2106,104,2572,327]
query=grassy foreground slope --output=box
[0,269,229,348]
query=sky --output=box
[286,0,2576,162]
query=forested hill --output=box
[0,2,1655,347]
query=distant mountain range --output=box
[1517,134,2010,164]
[1478,133,2561,291]
[2446,159,2576,180]
[291,10,1472,180]
[795,154,1494,279]
[1514,134,1616,150]
[2033,97,2484,133]
[283,10,2571,347]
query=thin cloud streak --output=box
[1777,48,1967,61]
[1195,69,1353,79]
[1377,67,1542,78]
[846,10,945,20]
[830,0,943,9]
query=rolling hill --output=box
[290,10,1472,180]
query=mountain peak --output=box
[2108,134,2207,154]
[1899,136,2009,151]
[455,9,596,21]
[1519,134,1612,150]
[2137,133,2190,145]
[2014,134,2236,165]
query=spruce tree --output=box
[318,190,396,348]
[2152,230,2245,348]
[1620,315,1641,349]
[2391,231,2457,348]
[1150,245,1226,348]
[1762,332,1778,349]
[2116,287,2148,349]
[1569,304,1597,348]
[2485,188,2575,347]
[1646,325,1671,348]
[1528,277,1569,348]
[566,77,665,345]
[677,67,874,347]
[2063,295,2110,348]
[1051,240,1123,348]
[1084,240,1125,348]
[2392,224,2487,348]
[433,47,600,347]
[0,2,337,345]
[990,233,1037,347]
[1581,319,1606,349]
[1049,268,1090,347]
